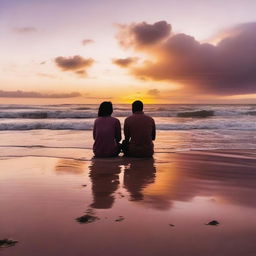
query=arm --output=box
[152,119,156,141]
[115,119,122,143]
[124,118,131,142]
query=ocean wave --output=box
[0,104,256,122]
[177,110,214,118]
[0,121,93,130]
[0,105,44,110]
[0,120,255,131]
[0,111,97,119]
[1,107,256,119]
[246,111,256,115]
[74,107,93,110]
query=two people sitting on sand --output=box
[93,100,156,158]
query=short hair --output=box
[132,100,143,113]
[98,101,113,117]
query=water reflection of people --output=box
[123,158,156,201]
[89,158,121,209]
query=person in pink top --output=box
[93,102,121,157]
[123,100,156,157]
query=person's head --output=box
[98,101,113,117]
[132,100,143,113]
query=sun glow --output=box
[120,93,157,104]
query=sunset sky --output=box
[1,0,256,104]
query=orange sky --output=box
[1,0,256,104]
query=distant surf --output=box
[0,104,255,131]
[0,118,255,131]
[177,110,214,118]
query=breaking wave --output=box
[0,108,256,119]
[0,104,255,131]
[0,120,255,131]
[177,110,214,118]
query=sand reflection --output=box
[142,152,256,209]
[123,158,156,201]
[88,157,157,209]
[89,158,121,209]
[87,151,256,211]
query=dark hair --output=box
[132,100,143,113]
[98,101,113,117]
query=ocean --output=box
[1,104,256,256]
[0,104,255,158]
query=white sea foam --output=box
[0,118,255,131]
[0,108,256,119]
[0,104,255,131]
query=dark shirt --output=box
[124,112,156,157]
[93,116,121,157]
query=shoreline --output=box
[1,148,256,160]
[1,149,256,255]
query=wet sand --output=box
[1,150,256,256]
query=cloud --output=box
[85,96,113,100]
[37,73,57,79]
[54,55,94,76]
[112,57,138,67]
[0,90,81,98]
[117,21,256,95]
[147,89,160,96]
[75,69,86,74]
[13,27,37,33]
[82,39,95,45]
[75,70,88,77]
[117,21,171,48]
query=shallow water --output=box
[0,130,255,160]
[1,150,256,256]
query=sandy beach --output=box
[1,146,256,256]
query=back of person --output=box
[93,102,121,157]
[124,101,155,157]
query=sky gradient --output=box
[1,0,256,104]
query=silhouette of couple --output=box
[93,100,156,158]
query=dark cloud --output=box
[112,57,138,67]
[118,21,256,95]
[117,21,171,48]
[147,89,160,96]
[13,27,37,33]
[82,39,95,45]
[54,55,94,76]
[0,90,81,98]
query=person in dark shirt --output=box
[123,100,156,157]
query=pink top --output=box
[124,112,156,157]
[93,116,121,157]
